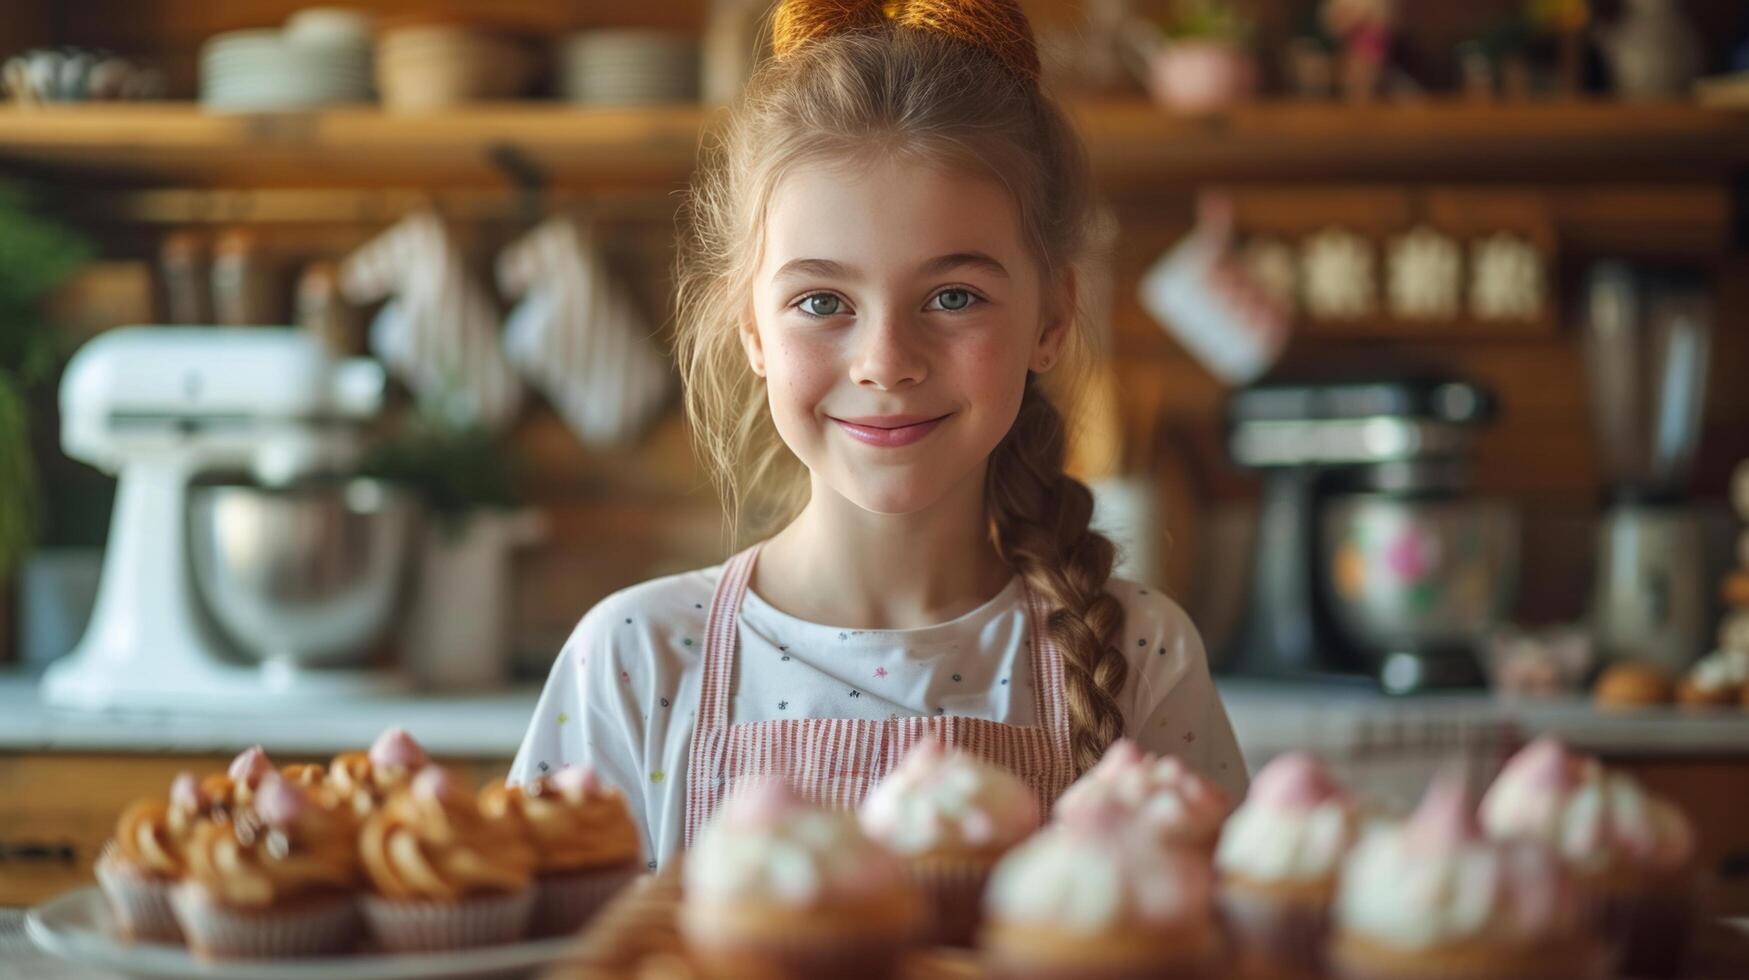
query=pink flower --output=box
[874,666,888,679]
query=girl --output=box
[510,0,1245,867]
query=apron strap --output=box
[1022,585,1073,745]
[697,542,761,731]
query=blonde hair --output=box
[673,0,1126,772]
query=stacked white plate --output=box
[558,30,698,106]
[200,16,373,111]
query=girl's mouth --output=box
[829,414,952,448]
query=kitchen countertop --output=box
[5,673,1749,762]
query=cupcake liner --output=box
[908,859,990,948]
[361,885,534,952]
[95,851,182,944]
[533,864,641,938]
[1328,934,1609,980]
[1594,871,1698,979]
[1219,883,1331,978]
[983,950,1223,980]
[688,933,910,980]
[169,883,359,959]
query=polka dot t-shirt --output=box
[508,563,1247,868]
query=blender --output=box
[1583,262,1713,672]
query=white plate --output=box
[26,886,578,980]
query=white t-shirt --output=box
[509,562,1247,869]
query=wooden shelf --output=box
[1,100,1747,191]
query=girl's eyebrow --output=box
[770,251,1011,285]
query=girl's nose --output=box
[848,308,928,390]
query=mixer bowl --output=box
[190,478,417,668]
[1319,494,1520,663]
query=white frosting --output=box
[858,743,1039,856]
[1482,742,1694,874]
[1216,797,1361,882]
[1055,740,1228,848]
[1689,648,1749,693]
[686,781,907,908]
[1337,824,1581,951]
[985,822,1214,935]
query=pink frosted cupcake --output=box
[171,774,361,959]
[195,745,276,814]
[682,779,921,978]
[1057,739,1230,856]
[858,741,1041,946]
[479,765,643,937]
[1480,737,1698,977]
[981,798,1226,979]
[329,727,431,820]
[1215,752,1364,980]
[1331,771,1606,980]
[94,771,223,943]
[359,765,536,952]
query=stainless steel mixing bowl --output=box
[189,478,417,668]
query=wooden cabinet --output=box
[0,751,512,907]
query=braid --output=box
[987,378,1128,773]
[772,0,1041,84]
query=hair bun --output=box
[770,0,889,60]
[771,0,1040,84]
[892,0,1039,83]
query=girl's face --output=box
[745,157,1069,517]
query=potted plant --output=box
[357,409,546,690]
[1138,0,1259,113]
[0,183,92,668]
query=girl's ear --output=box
[1031,266,1077,374]
[738,304,768,378]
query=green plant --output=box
[0,182,92,577]
[356,409,525,537]
[1162,0,1255,41]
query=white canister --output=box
[398,509,546,690]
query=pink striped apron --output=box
[684,543,1077,847]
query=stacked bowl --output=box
[557,30,698,106]
[376,21,535,112]
[200,10,373,111]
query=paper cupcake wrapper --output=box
[362,886,534,953]
[908,860,990,948]
[1328,937,1609,980]
[983,950,1223,980]
[169,883,359,959]
[533,865,641,938]
[687,932,909,980]
[95,853,182,943]
[1218,884,1330,977]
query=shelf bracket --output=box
[486,142,549,227]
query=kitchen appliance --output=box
[41,326,412,710]
[1222,375,1506,692]
[1583,262,1713,672]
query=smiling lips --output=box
[830,414,951,448]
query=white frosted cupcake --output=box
[683,778,920,978]
[1215,752,1364,980]
[1481,737,1698,977]
[982,799,1225,980]
[1332,771,1604,980]
[859,742,1040,946]
[1056,739,1230,856]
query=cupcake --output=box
[95,771,221,943]
[330,727,431,819]
[197,745,276,813]
[1332,771,1605,980]
[1481,738,1698,977]
[359,765,537,952]
[1056,739,1230,856]
[479,765,643,937]
[171,774,361,959]
[281,763,328,789]
[682,778,920,978]
[1677,649,1749,708]
[1215,752,1364,980]
[858,742,1039,946]
[1592,661,1673,709]
[981,798,1225,980]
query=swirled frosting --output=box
[480,766,641,873]
[857,742,1039,858]
[1216,752,1362,884]
[1056,740,1229,850]
[182,774,359,908]
[360,765,535,901]
[107,771,219,877]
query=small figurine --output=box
[1469,232,1544,322]
[1301,227,1375,319]
[1387,226,1461,321]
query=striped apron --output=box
[684,542,1076,847]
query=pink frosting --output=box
[228,746,273,784]
[368,727,429,771]
[1055,739,1227,845]
[169,771,203,812]
[1249,751,1347,809]
[551,765,605,800]
[253,774,307,828]
[1406,769,1483,851]
[411,765,460,802]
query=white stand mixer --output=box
[42,327,409,711]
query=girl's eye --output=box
[800,293,843,317]
[931,288,979,312]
